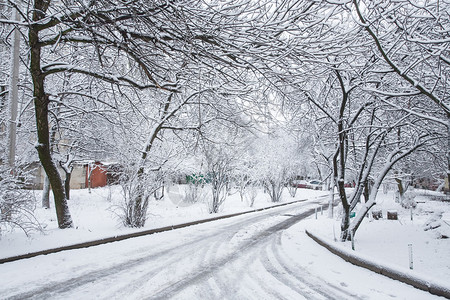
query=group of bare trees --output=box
[0,0,448,240]
[1,0,261,229]
[279,0,448,240]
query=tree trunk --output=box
[348,180,380,240]
[363,180,370,203]
[267,180,282,202]
[349,142,424,239]
[328,173,335,218]
[64,171,72,200]
[339,179,350,241]
[133,193,145,226]
[395,177,404,200]
[124,172,150,227]
[41,174,50,209]
[29,2,73,229]
[337,116,350,241]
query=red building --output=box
[85,162,108,188]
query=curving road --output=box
[0,199,440,299]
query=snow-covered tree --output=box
[4,0,271,228]
[350,0,450,188]
[251,130,302,202]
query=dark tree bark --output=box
[41,174,50,209]
[42,124,58,208]
[363,180,369,203]
[29,0,73,229]
[60,162,73,201]
[334,70,351,241]
[64,172,71,200]
[395,178,404,199]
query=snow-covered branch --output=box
[41,63,177,92]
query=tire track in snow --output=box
[202,229,298,299]
[4,201,319,300]
[270,234,358,299]
[144,203,321,299]
[146,206,321,299]
[4,226,230,299]
[147,201,356,300]
[258,234,328,299]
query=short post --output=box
[408,244,413,270]
[351,230,355,251]
[315,207,317,219]
[410,206,413,221]
[320,205,323,215]
[333,224,337,242]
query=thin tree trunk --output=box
[338,118,350,241]
[88,169,92,193]
[64,172,71,200]
[42,123,58,208]
[395,178,404,200]
[339,179,350,241]
[328,175,335,218]
[60,157,74,201]
[363,180,369,203]
[334,69,351,241]
[349,141,426,239]
[41,174,50,208]
[29,1,73,229]
[328,152,338,218]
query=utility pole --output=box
[8,7,20,167]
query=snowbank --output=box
[305,229,450,298]
[304,189,450,298]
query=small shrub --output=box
[115,172,162,228]
[244,185,258,207]
[182,183,203,204]
[0,167,42,236]
[401,190,417,209]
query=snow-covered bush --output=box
[423,211,449,239]
[0,166,41,236]
[116,171,163,228]
[182,182,206,204]
[251,132,301,203]
[244,184,259,207]
[401,190,417,209]
[287,181,298,198]
[202,145,234,213]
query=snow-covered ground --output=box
[0,185,325,258]
[304,189,450,282]
[0,185,449,299]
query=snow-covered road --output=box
[0,200,442,299]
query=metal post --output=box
[315,207,317,219]
[333,224,337,242]
[320,205,323,215]
[351,230,355,251]
[409,244,413,269]
[410,206,413,221]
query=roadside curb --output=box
[305,230,450,299]
[0,197,320,264]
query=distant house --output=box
[85,161,107,189]
[30,161,122,190]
